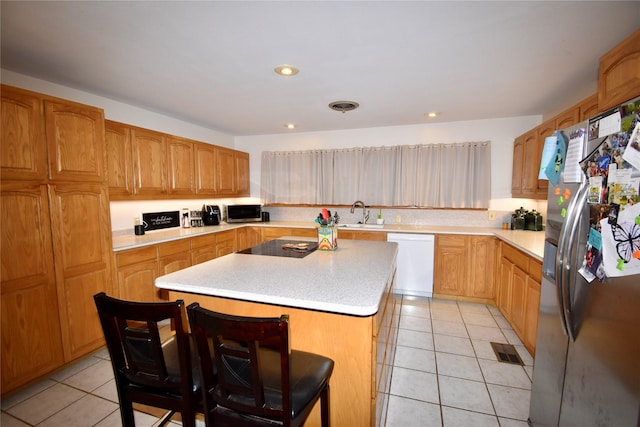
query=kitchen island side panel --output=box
[169,291,378,427]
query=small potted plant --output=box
[376,209,384,225]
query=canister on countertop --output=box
[525,210,544,231]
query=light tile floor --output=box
[1,296,533,427]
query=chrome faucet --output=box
[350,200,369,224]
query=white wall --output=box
[1,70,234,147]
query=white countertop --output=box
[155,239,398,317]
[113,221,545,260]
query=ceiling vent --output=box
[329,101,359,113]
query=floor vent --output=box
[490,342,524,366]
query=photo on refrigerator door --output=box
[579,204,611,282]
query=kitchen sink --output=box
[337,223,384,229]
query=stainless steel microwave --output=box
[226,204,262,223]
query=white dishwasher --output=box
[387,233,435,297]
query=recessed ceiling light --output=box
[285,123,296,130]
[426,112,439,118]
[274,65,299,76]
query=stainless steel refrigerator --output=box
[529,99,640,427]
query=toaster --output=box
[202,205,221,226]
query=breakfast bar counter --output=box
[156,239,399,427]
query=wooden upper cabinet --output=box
[166,136,194,196]
[598,29,640,111]
[44,99,105,182]
[1,182,64,392]
[521,129,539,196]
[511,135,525,196]
[132,127,166,197]
[1,85,47,181]
[578,94,599,121]
[235,151,250,196]
[216,146,236,195]
[105,120,133,198]
[194,142,217,196]
[554,107,580,130]
[103,119,250,200]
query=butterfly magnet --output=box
[600,203,640,277]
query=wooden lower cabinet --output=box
[157,240,191,300]
[1,181,114,393]
[237,226,262,250]
[1,182,64,393]
[434,235,497,302]
[497,241,542,355]
[190,233,217,265]
[115,246,159,303]
[214,229,237,258]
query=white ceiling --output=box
[1,1,639,136]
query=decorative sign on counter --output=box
[142,211,180,231]
[318,226,338,251]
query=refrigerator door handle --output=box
[561,180,588,341]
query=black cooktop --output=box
[237,239,318,259]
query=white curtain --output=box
[261,141,491,208]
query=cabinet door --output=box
[509,265,528,337]
[48,183,114,361]
[194,142,217,196]
[1,182,64,392]
[166,136,194,196]
[578,93,599,121]
[535,120,555,197]
[117,260,159,302]
[524,276,541,356]
[598,29,640,111]
[497,256,513,320]
[521,129,539,196]
[237,227,263,250]
[216,147,236,195]
[465,236,496,299]
[105,120,133,198]
[434,235,466,296]
[157,240,191,301]
[235,151,250,196]
[1,86,47,181]
[132,127,166,196]
[511,135,524,197]
[215,230,237,258]
[554,107,580,131]
[44,99,105,182]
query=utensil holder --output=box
[317,226,338,251]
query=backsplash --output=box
[263,206,540,229]
[111,199,547,232]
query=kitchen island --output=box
[156,238,399,427]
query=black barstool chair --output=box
[187,303,334,427]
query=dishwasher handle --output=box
[387,233,435,242]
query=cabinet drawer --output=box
[190,233,216,249]
[501,243,529,271]
[157,239,190,257]
[116,246,157,267]
[529,258,542,282]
